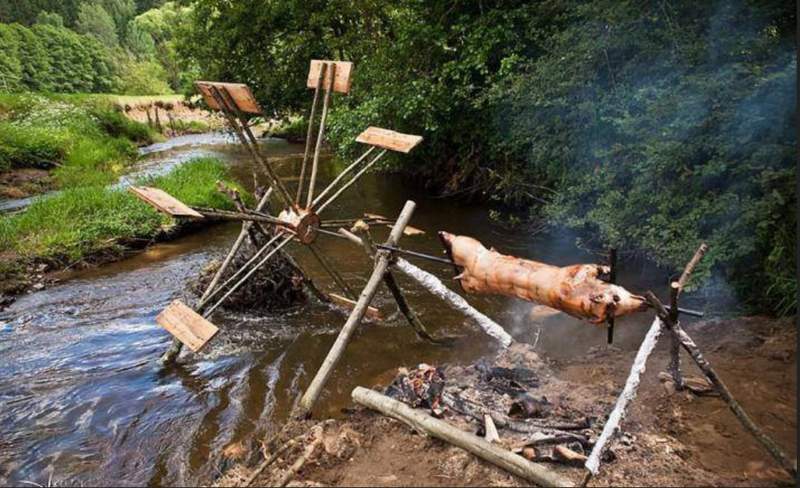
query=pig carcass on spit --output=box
[441,233,647,324]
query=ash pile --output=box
[384,343,616,468]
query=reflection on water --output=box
[0,136,678,486]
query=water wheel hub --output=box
[278,207,321,244]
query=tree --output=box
[75,1,119,48]
[100,0,137,41]
[34,11,64,28]
[125,21,155,57]
[0,0,86,27]
[132,1,194,91]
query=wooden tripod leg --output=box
[647,292,797,480]
[383,272,441,344]
[295,202,417,419]
[297,64,328,206]
[306,63,336,209]
[307,242,356,299]
[667,244,708,390]
[350,222,439,344]
[667,282,686,390]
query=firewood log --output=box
[441,233,647,324]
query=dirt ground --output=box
[217,316,796,487]
[0,168,53,200]
[120,99,224,130]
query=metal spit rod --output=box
[316,228,706,318]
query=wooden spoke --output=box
[306,63,336,209]
[296,63,327,206]
[316,149,388,214]
[203,235,295,317]
[310,146,376,210]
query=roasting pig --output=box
[441,232,647,324]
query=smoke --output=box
[491,0,796,330]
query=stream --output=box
[0,135,674,486]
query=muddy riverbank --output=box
[220,316,797,487]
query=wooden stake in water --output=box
[295,201,417,419]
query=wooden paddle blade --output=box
[129,186,204,219]
[363,213,425,236]
[307,60,353,94]
[356,127,423,153]
[195,81,262,114]
[328,293,382,321]
[156,300,219,353]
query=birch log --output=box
[352,387,574,488]
[584,316,664,476]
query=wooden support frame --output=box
[647,290,797,481]
[295,201,418,419]
[582,244,796,485]
[348,223,442,345]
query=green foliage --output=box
[0,23,117,93]
[0,158,243,265]
[34,11,64,28]
[75,1,119,47]
[99,0,137,41]
[132,1,194,91]
[124,21,156,57]
[488,0,797,314]
[116,57,173,95]
[0,0,85,27]
[0,94,156,185]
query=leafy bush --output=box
[89,103,156,143]
[0,121,66,169]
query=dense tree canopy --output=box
[184,0,795,314]
[0,0,184,94]
[0,23,116,93]
[75,2,120,47]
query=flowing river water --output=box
[0,135,674,486]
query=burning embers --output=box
[441,232,647,324]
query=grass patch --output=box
[0,158,245,269]
[0,94,158,187]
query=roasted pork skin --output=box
[441,232,647,324]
